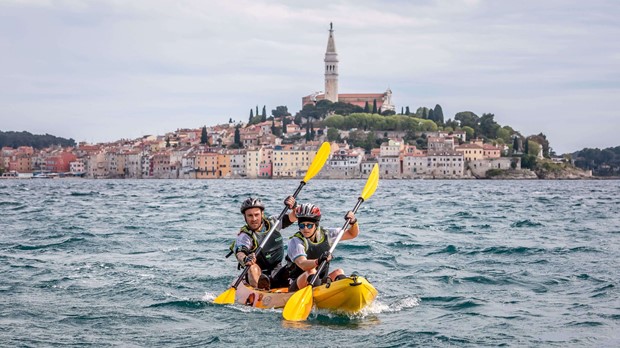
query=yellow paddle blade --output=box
[213,287,235,305]
[303,142,331,183]
[361,163,379,201]
[282,285,313,321]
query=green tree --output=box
[496,126,512,144]
[512,136,520,153]
[249,109,254,123]
[234,125,241,147]
[444,118,459,129]
[364,101,370,113]
[372,99,377,114]
[455,111,479,129]
[433,104,444,125]
[524,137,530,155]
[271,118,277,135]
[165,137,170,148]
[462,126,475,140]
[521,154,537,169]
[261,105,267,122]
[400,107,404,115]
[529,141,541,157]
[271,106,290,118]
[364,132,377,152]
[479,113,500,140]
[405,106,410,115]
[529,133,550,158]
[428,109,435,122]
[327,128,340,142]
[200,126,208,145]
[416,107,430,119]
[281,116,288,134]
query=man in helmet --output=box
[286,203,359,291]
[235,196,297,290]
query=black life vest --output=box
[233,217,284,272]
[286,227,331,280]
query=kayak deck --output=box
[235,274,377,313]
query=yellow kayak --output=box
[235,274,377,314]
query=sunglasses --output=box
[298,222,316,229]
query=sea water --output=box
[1,179,619,347]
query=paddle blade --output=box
[213,287,236,305]
[361,163,379,201]
[282,285,313,321]
[303,142,331,182]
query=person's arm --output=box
[341,211,359,240]
[235,234,255,266]
[281,196,298,229]
[294,256,320,272]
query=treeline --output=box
[236,101,555,167]
[572,146,620,176]
[0,131,76,149]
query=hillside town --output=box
[0,23,534,180]
[1,119,521,180]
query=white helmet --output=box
[295,203,321,222]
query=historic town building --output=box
[302,23,395,113]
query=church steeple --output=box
[324,22,339,103]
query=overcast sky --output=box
[1,0,618,154]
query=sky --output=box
[1,0,619,154]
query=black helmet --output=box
[240,197,265,214]
[295,203,321,222]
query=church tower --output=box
[324,23,339,103]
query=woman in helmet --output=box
[234,196,297,290]
[286,203,359,291]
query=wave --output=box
[69,191,100,196]
[478,246,546,255]
[148,299,210,309]
[511,220,543,227]
[552,246,601,254]
[14,237,85,250]
[426,245,458,256]
[337,244,372,252]
[454,211,476,219]
[386,241,424,249]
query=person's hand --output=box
[317,251,332,265]
[244,253,256,266]
[345,211,357,225]
[284,196,296,209]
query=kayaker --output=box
[286,203,359,291]
[234,196,297,290]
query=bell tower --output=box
[324,22,339,103]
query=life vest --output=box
[286,227,331,280]
[226,216,284,272]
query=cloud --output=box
[1,0,619,153]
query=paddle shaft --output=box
[231,181,306,290]
[309,197,364,285]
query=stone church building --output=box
[302,23,395,113]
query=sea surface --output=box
[1,179,619,347]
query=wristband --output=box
[350,219,358,225]
[315,259,319,266]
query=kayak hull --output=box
[235,274,377,314]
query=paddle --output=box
[282,163,379,321]
[214,142,331,305]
